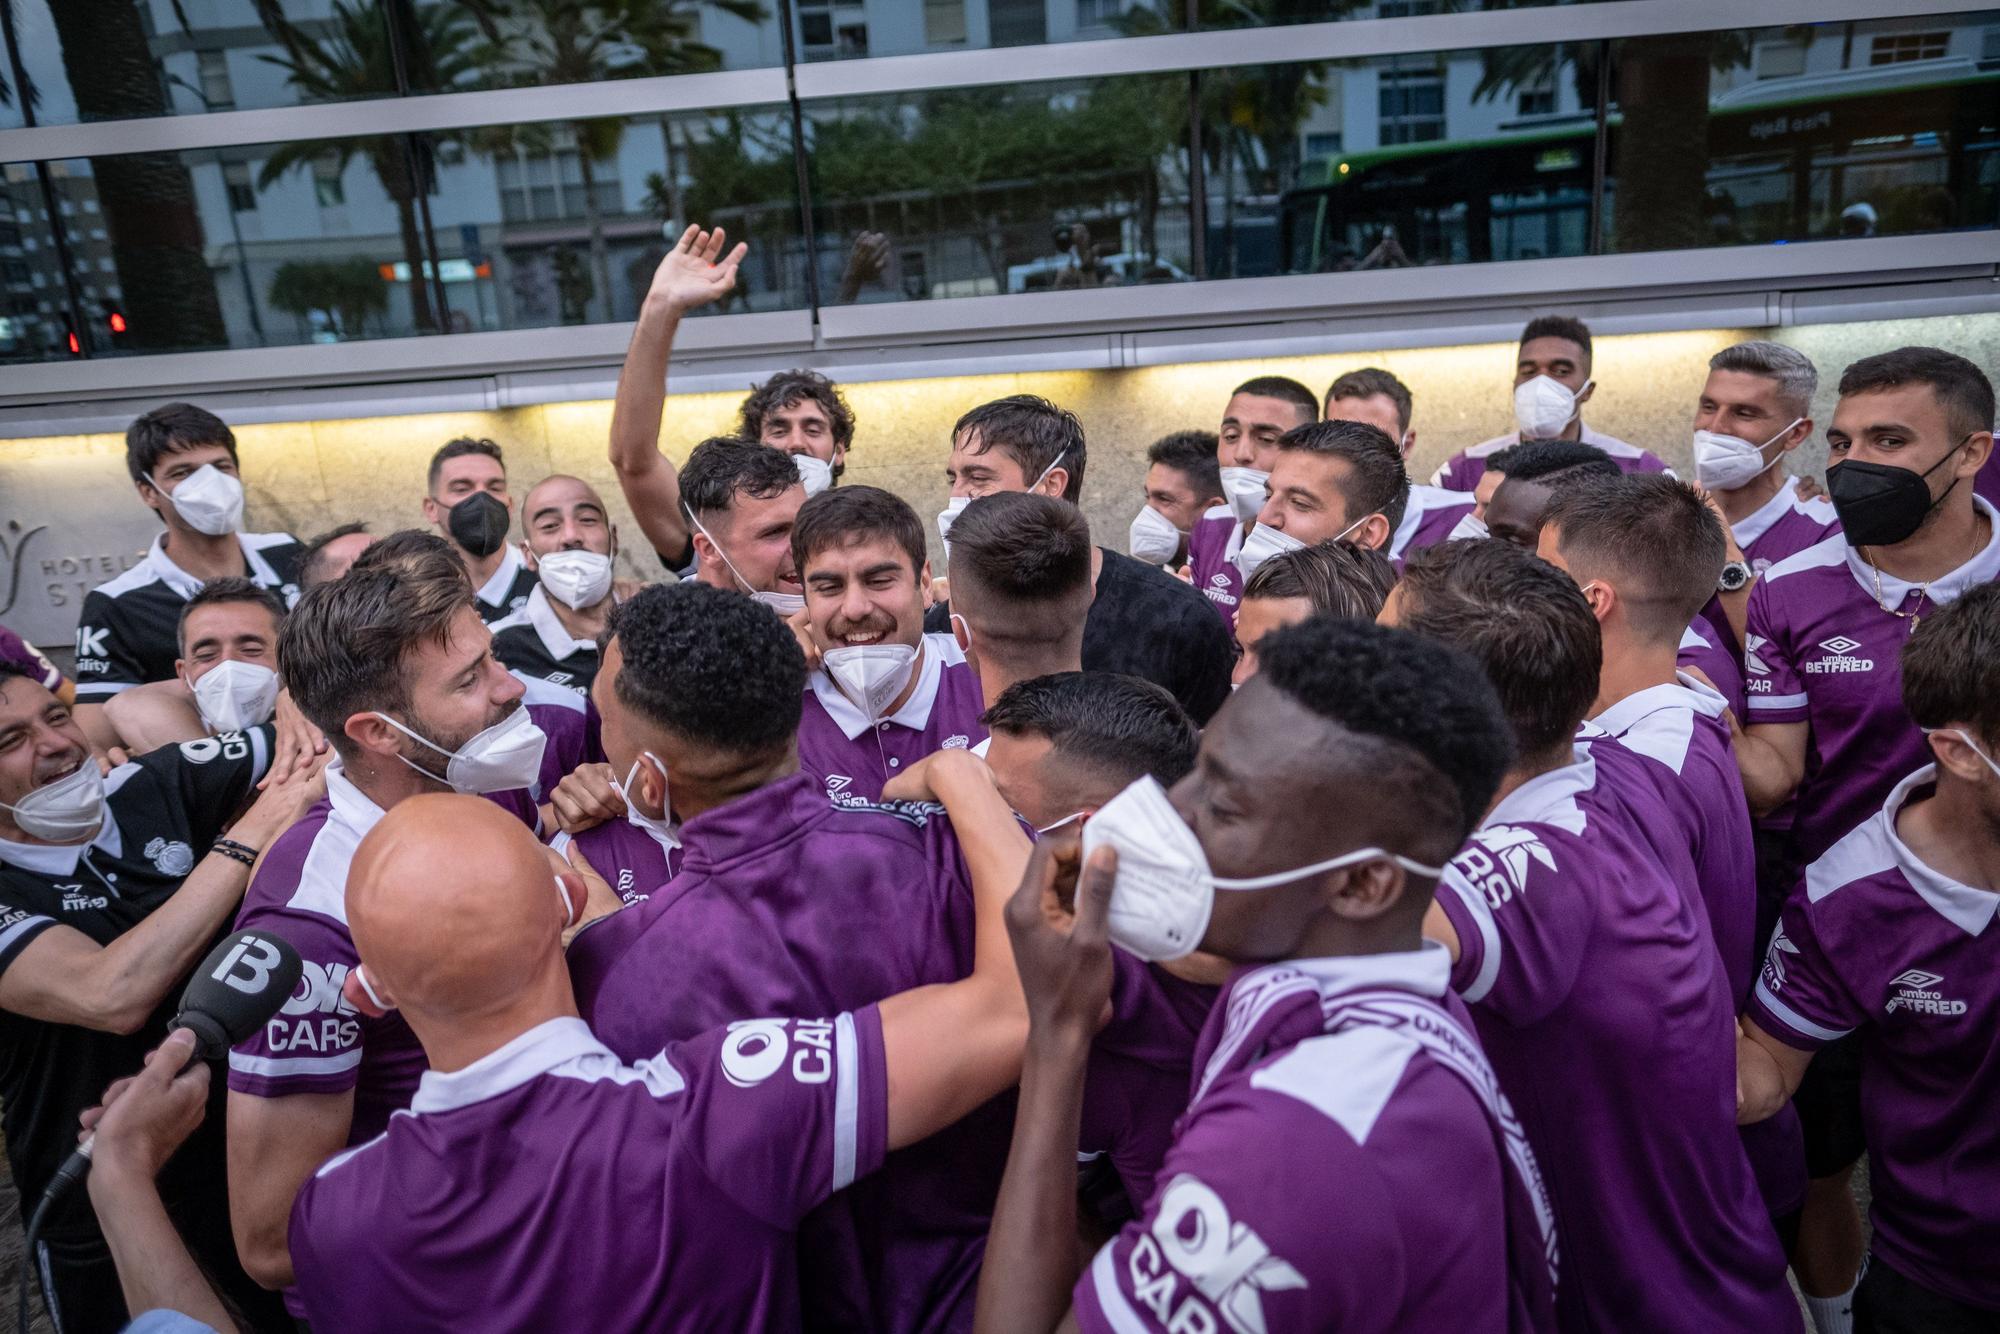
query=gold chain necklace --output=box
[1864,549,1933,631]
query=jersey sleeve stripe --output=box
[247,726,272,788]
[1439,869,1504,1004]
[1087,1238,1152,1334]
[1745,693,1809,712]
[228,1048,364,1077]
[832,1011,859,1192]
[1752,979,1851,1045]
[0,912,56,958]
[73,681,137,700]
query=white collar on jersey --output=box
[519,583,601,662]
[147,531,283,601]
[281,760,385,924]
[1843,495,2000,610]
[1479,746,1594,836]
[1590,672,1729,738]
[410,1016,682,1115]
[809,632,962,740]
[1730,475,1811,551]
[1809,764,1999,936]
[475,543,530,610]
[1261,941,1454,1002]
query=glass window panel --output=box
[1201,0,1606,30]
[0,165,82,361]
[1604,12,2000,252]
[807,77,1193,304]
[1214,42,1596,279]
[795,0,1186,60]
[419,1,786,88]
[429,109,805,331]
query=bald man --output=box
[286,785,1035,1332]
[490,474,624,696]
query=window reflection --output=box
[808,78,1193,303]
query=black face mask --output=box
[1825,440,1966,549]
[447,491,511,558]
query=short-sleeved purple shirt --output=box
[1751,767,2000,1310]
[1184,508,1244,634]
[1428,425,1668,493]
[1388,485,1478,561]
[1697,476,1841,654]
[1074,946,1555,1334]
[1743,501,2000,865]
[1078,951,1217,1211]
[797,634,989,804]
[566,770,999,1333]
[289,1012,889,1333]
[1678,619,1748,720]
[0,624,61,691]
[520,675,600,801]
[1434,750,1799,1332]
[549,818,679,906]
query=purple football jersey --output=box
[566,770,998,1333]
[1075,947,1555,1334]
[1184,508,1244,633]
[1584,681,1806,1217]
[0,624,61,690]
[1428,425,1667,493]
[1678,620,1747,720]
[1078,951,1218,1211]
[1388,485,1479,561]
[1697,477,1841,654]
[289,1012,889,1333]
[549,818,679,906]
[1743,505,2000,865]
[520,675,600,801]
[797,634,989,804]
[1434,750,1799,1332]
[1751,767,2000,1310]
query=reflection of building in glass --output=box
[0,166,119,362]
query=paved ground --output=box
[0,1153,54,1334]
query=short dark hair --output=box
[1146,430,1223,503]
[982,671,1197,791]
[952,396,1087,503]
[740,369,856,452]
[177,577,285,656]
[1709,341,1818,419]
[1241,540,1397,622]
[945,492,1093,648]
[126,402,237,486]
[1256,618,1514,851]
[791,485,926,581]
[350,528,466,584]
[1274,419,1410,534]
[1396,540,1601,762]
[1230,376,1319,424]
[1544,475,1727,646]
[1489,438,1612,481]
[1838,346,1996,442]
[427,437,504,492]
[679,437,801,519]
[1324,367,1413,434]
[1903,581,2000,747]
[280,561,475,749]
[1520,315,1593,365]
[606,582,804,758]
[300,522,369,589]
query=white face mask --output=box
[166,464,246,536]
[1082,775,1444,962]
[612,752,680,852]
[374,705,548,795]
[687,504,798,611]
[1691,418,1801,491]
[1127,504,1183,565]
[1448,511,1490,541]
[794,454,834,498]
[1218,466,1269,524]
[535,549,615,611]
[186,660,280,734]
[1513,375,1588,439]
[823,642,920,720]
[1233,521,1306,580]
[0,761,108,843]
[940,451,1068,553]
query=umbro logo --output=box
[1819,636,1863,655]
[1210,573,1231,588]
[823,774,866,809]
[1805,633,1874,675]
[1886,967,1964,1017]
[546,672,574,686]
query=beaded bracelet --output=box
[210,838,260,868]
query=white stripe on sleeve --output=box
[1746,692,1808,712]
[228,1048,364,1078]
[0,913,55,957]
[1753,979,1851,1045]
[1438,867,1504,1004]
[832,1011,859,1192]
[1088,1239,1151,1334]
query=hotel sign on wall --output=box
[0,455,156,648]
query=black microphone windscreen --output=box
[173,929,305,1061]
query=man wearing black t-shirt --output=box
[73,404,303,749]
[0,664,322,1332]
[925,396,1233,724]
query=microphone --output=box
[18,930,301,1332]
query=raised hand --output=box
[646,225,749,317]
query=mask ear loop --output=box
[683,503,754,595]
[346,964,394,1018]
[554,875,581,930]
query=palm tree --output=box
[455,0,766,323]
[253,0,478,334]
